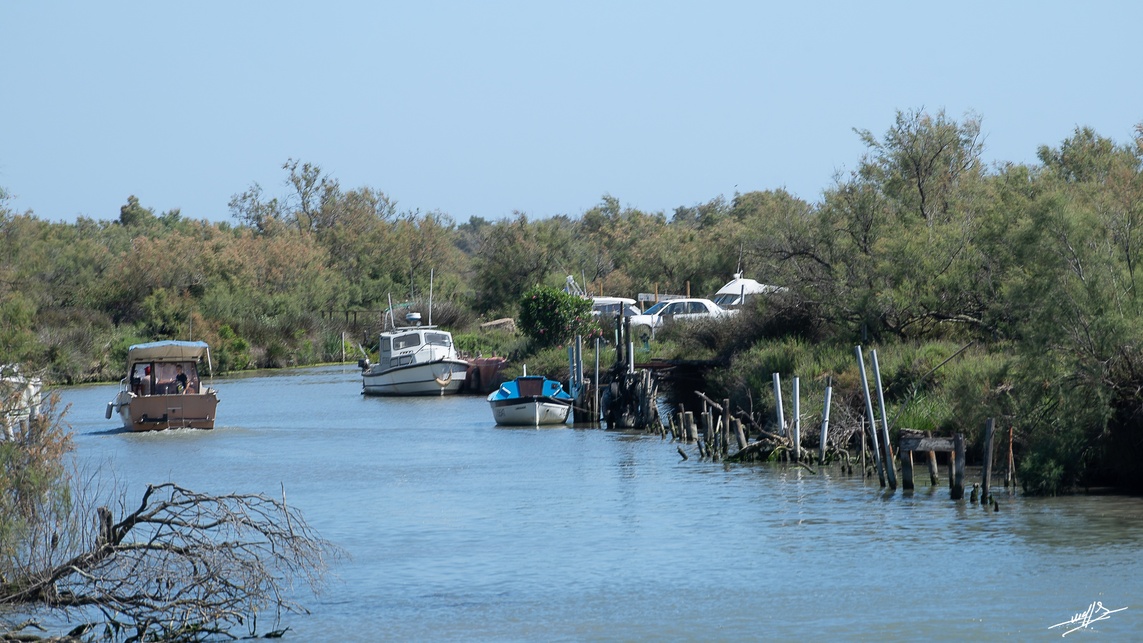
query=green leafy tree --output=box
[517,285,598,349]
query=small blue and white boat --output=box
[488,372,573,426]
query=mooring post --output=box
[1006,423,1014,488]
[855,346,886,487]
[981,418,995,504]
[792,377,801,461]
[870,350,897,489]
[901,449,915,490]
[819,385,832,465]
[735,417,747,451]
[772,373,786,437]
[860,418,867,477]
[684,411,697,443]
[927,446,939,486]
[951,433,966,500]
[722,398,731,458]
[594,337,601,426]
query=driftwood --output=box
[1,482,341,642]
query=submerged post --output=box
[855,346,886,487]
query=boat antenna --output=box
[428,268,434,327]
[386,293,394,331]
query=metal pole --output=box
[870,349,897,489]
[855,346,885,486]
[772,373,786,437]
[792,376,801,461]
[819,385,832,465]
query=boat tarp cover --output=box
[126,340,211,364]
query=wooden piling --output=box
[901,449,915,490]
[951,433,966,500]
[927,449,939,486]
[1005,423,1014,488]
[734,418,747,451]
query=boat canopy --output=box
[712,274,785,306]
[126,340,211,365]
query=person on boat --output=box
[131,364,146,395]
[175,365,189,394]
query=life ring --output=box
[434,367,454,387]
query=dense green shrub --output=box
[517,286,599,350]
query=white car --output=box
[590,296,640,319]
[627,297,733,341]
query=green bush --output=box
[517,286,599,350]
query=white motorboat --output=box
[106,340,219,431]
[2,364,42,440]
[360,313,469,396]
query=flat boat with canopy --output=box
[106,340,219,431]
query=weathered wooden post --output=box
[684,411,698,443]
[722,398,731,458]
[927,446,940,486]
[735,417,748,451]
[981,418,995,504]
[901,448,915,490]
[951,433,966,500]
[1005,423,1014,488]
[855,346,886,487]
[818,385,832,465]
[870,350,897,489]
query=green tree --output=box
[517,285,598,349]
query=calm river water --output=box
[56,365,1141,641]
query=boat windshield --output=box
[712,293,738,306]
[392,333,422,350]
[424,332,452,346]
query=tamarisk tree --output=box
[1,398,340,642]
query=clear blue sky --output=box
[2,1,1140,224]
